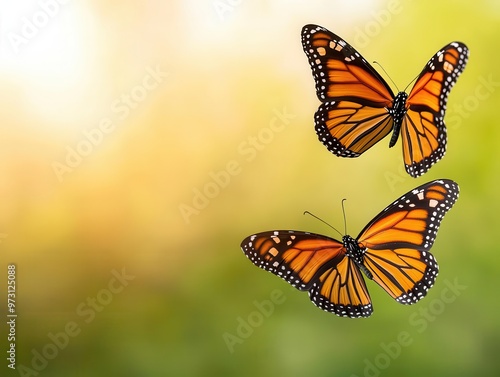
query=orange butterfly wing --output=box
[402,43,469,177]
[302,24,396,158]
[356,179,459,303]
[240,231,373,318]
[315,101,394,156]
[309,257,372,317]
[301,24,393,105]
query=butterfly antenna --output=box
[403,73,420,92]
[373,61,400,92]
[341,198,348,236]
[303,211,343,238]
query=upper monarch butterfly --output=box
[301,25,469,177]
[240,179,459,318]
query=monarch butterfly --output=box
[301,25,469,177]
[240,179,459,318]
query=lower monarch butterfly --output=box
[301,25,469,177]
[240,179,459,318]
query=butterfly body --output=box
[343,235,373,280]
[302,24,469,177]
[241,179,459,318]
[388,91,408,147]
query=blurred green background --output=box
[1,0,499,376]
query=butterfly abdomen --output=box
[388,92,408,148]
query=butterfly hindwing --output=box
[240,231,372,317]
[315,101,394,157]
[309,257,372,317]
[357,179,459,303]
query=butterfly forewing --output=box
[241,231,345,291]
[357,179,459,303]
[403,42,469,177]
[301,24,394,106]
